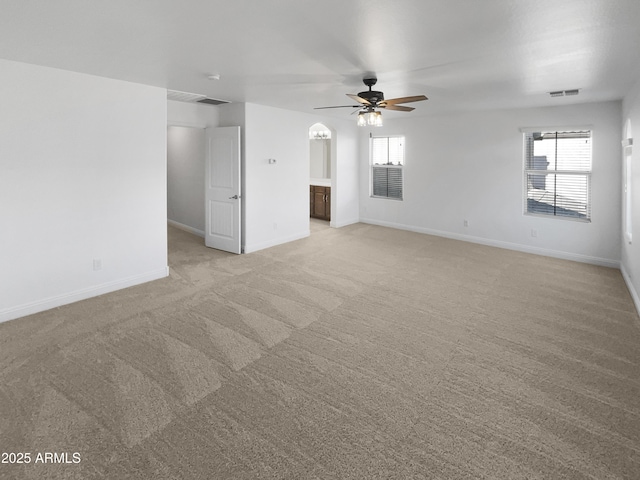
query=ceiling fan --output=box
[314,77,428,126]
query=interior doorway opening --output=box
[309,123,334,229]
[167,125,206,237]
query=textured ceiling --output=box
[2,0,640,118]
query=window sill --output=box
[524,212,591,223]
[370,195,403,201]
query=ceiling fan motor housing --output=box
[359,90,384,104]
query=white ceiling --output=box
[2,0,640,118]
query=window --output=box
[523,129,592,221]
[371,136,404,200]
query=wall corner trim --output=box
[331,218,360,228]
[168,219,205,238]
[243,231,310,254]
[620,263,640,320]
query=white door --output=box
[205,126,241,254]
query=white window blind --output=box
[371,136,404,200]
[523,130,591,221]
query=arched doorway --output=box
[309,122,336,230]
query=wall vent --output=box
[167,89,230,106]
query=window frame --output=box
[521,126,593,223]
[370,134,405,201]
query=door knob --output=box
[229,194,241,199]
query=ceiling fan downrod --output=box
[359,78,384,104]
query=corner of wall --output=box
[243,230,310,254]
[620,263,640,320]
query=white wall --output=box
[0,59,168,323]
[622,80,640,314]
[167,126,206,235]
[242,103,312,252]
[360,101,622,266]
[331,120,360,227]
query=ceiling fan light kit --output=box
[357,109,383,127]
[315,77,428,126]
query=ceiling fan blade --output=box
[381,104,415,112]
[314,105,361,109]
[346,94,372,106]
[379,95,428,106]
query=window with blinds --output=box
[371,136,404,200]
[523,130,591,221]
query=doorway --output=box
[167,125,206,237]
[167,124,242,254]
[309,123,333,228]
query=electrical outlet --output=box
[93,258,102,271]
[531,229,537,238]
[463,219,469,227]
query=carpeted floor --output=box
[1,221,639,479]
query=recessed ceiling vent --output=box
[197,97,229,105]
[167,89,230,106]
[549,89,580,97]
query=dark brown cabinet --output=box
[310,185,331,221]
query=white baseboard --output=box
[168,219,205,238]
[0,267,169,324]
[331,218,360,228]
[620,264,640,318]
[244,231,310,254]
[360,218,620,269]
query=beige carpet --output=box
[1,220,639,479]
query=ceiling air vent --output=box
[167,89,230,106]
[549,89,580,97]
[197,97,229,105]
